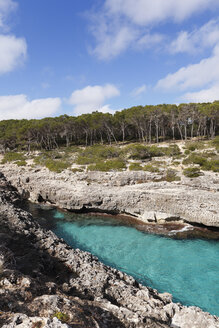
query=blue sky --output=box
[0,0,219,120]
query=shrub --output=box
[143,164,160,173]
[165,169,181,182]
[162,144,181,156]
[172,160,181,166]
[71,168,84,173]
[204,159,219,172]
[129,163,143,171]
[88,159,126,171]
[185,141,206,151]
[45,159,70,173]
[15,160,27,167]
[76,155,97,165]
[182,154,207,166]
[76,145,121,164]
[1,152,25,164]
[52,312,70,323]
[183,167,202,178]
[124,144,151,160]
[211,136,219,152]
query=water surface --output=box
[23,202,219,316]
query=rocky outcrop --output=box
[0,164,218,227]
[0,172,219,327]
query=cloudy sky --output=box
[1,0,219,120]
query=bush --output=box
[183,154,207,166]
[182,153,219,172]
[125,144,181,160]
[165,169,181,182]
[45,159,70,173]
[76,145,121,164]
[143,164,160,173]
[52,312,70,323]
[183,167,202,178]
[15,160,27,167]
[185,141,206,151]
[1,152,25,163]
[88,159,126,171]
[211,136,219,152]
[129,163,143,171]
[162,144,181,156]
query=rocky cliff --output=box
[0,164,218,227]
[0,172,219,327]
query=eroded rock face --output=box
[0,172,218,328]
[1,165,219,227]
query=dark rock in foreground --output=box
[0,172,218,328]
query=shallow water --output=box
[23,202,219,316]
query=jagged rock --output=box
[0,164,218,227]
[0,171,218,327]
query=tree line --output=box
[0,102,219,152]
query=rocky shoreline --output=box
[0,172,219,327]
[0,164,218,228]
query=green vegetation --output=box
[155,169,180,182]
[88,159,126,171]
[15,160,27,167]
[212,135,219,152]
[76,145,121,165]
[129,162,143,171]
[52,312,70,323]
[44,159,70,173]
[0,102,218,152]
[183,167,202,178]
[143,164,160,172]
[1,152,25,164]
[183,153,219,172]
[185,141,206,151]
[125,144,180,160]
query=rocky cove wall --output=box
[0,172,219,328]
[0,164,219,227]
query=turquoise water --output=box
[23,203,219,316]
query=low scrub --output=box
[45,159,70,173]
[185,141,206,151]
[183,167,202,178]
[143,164,160,173]
[183,153,219,172]
[1,152,25,164]
[155,169,180,182]
[88,159,126,172]
[52,312,70,323]
[125,144,181,160]
[211,136,219,152]
[129,163,143,171]
[15,160,27,167]
[76,145,121,165]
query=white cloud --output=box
[0,1,27,74]
[105,0,218,25]
[92,25,138,60]
[0,0,17,29]
[0,95,61,120]
[0,34,27,74]
[170,19,219,54]
[90,0,218,60]
[131,84,147,97]
[156,45,219,91]
[69,84,120,115]
[183,84,219,103]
